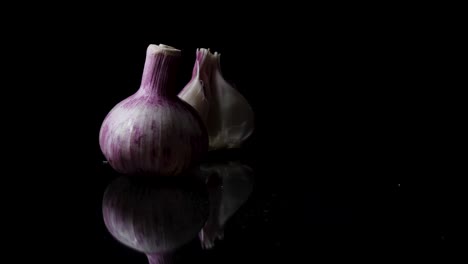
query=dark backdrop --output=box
[6,7,461,263]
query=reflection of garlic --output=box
[197,161,254,249]
[179,49,254,150]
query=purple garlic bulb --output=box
[100,44,208,176]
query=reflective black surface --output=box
[99,161,258,263]
[14,17,459,263]
[91,154,455,264]
[96,157,264,263]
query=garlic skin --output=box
[178,49,254,150]
[99,44,208,176]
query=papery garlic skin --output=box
[100,44,208,176]
[178,60,209,123]
[179,49,254,150]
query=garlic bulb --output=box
[99,44,208,176]
[178,49,254,150]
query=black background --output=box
[5,6,462,263]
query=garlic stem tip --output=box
[147,44,180,56]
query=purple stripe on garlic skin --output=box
[100,99,206,175]
[140,45,181,97]
[99,44,208,176]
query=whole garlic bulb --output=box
[178,49,254,150]
[99,44,208,176]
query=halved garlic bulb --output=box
[179,49,254,150]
